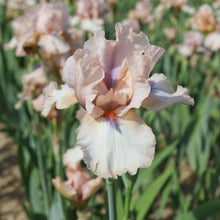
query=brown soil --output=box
[0,128,27,220]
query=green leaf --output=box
[133,142,177,192]
[181,200,220,220]
[133,169,172,220]
[29,168,43,214]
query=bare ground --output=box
[0,129,27,220]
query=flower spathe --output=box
[43,23,194,179]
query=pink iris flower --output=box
[42,23,194,179]
[52,146,102,209]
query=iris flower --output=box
[42,23,194,179]
[52,146,102,209]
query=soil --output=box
[0,128,27,220]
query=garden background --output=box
[0,0,220,219]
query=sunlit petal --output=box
[82,178,103,201]
[142,73,194,111]
[42,82,77,116]
[52,177,78,201]
[77,110,156,179]
[63,146,84,169]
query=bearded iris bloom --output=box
[42,23,194,179]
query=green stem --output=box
[36,143,50,217]
[106,178,117,220]
[123,187,132,220]
[122,172,139,220]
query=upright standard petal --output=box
[77,110,156,179]
[71,49,106,117]
[84,31,116,87]
[142,74,194,111]
[115,48,164,116]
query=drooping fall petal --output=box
[77,109,156,179]
[142,74,194,111]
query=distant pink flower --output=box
[164,27,177,41]
[192,4,216,33]
[43,23,194,178]
[6,0,36,10]
[71,0,107,32]
[5,2,78,57]
[204,31,220,51]
[122,19,140,33]
[178,31,204,57]
[52,147,102,209]
[15,67,47,109]
[129,0,153,24]
[161,0,188,8]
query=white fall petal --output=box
[142,73,194,111]
[77,110,156,179]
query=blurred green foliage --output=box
[0,0,220,219]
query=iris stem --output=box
[122,172,139,219]
[106,178,117,220]
[123,187,132,220]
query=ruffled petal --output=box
[142,73,194,111]
[77,110,156,179]
[113,23,150,68]
[113,23,164,70]
[62,56,76,87]
[114,51,152,116]
[95,64,133,111]
[84,31,116,73]
[71,49,106,117]
[63,146,84,169]
[42,82,77,117]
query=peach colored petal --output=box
[115,48,164,116]
[192,4,216,33]
[65,168,91,198]
[84,31,116,75]
[77,110,156,179]
[113,23,150,69]
[52,177,78,201]
[82,177,103,201]
[71,49,106,117]
[42,82,77,117]
[142,73,194,111]
[95,65,133,111]
[63,146,84,169]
